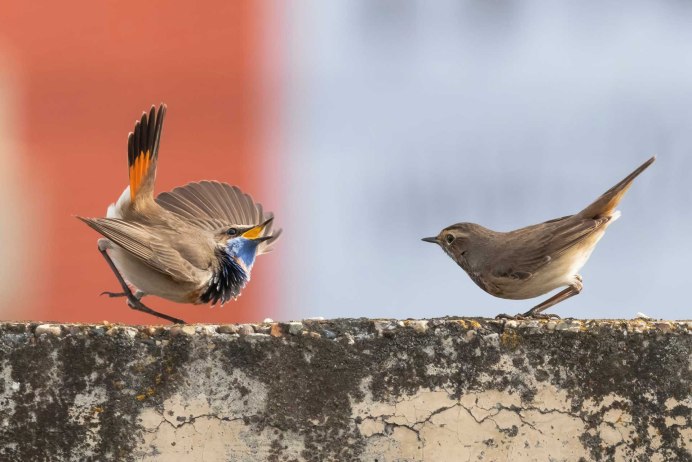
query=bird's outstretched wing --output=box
[78,216,200,283]
[155,181,281,253]
[490,215,611,280]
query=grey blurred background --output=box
[279,0,692,320]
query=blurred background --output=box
[0,1,689,324]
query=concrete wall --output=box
[0,318,689,461]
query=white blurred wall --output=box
[279,1,692,320]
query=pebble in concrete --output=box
[217,325,239,334]
[34,324,62,337]
[170,325,196,337]
[270,324,282,337]
[238,325,254,336]
[411,320,429,334]
[287,322,303,335]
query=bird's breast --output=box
[198,251,250,306]
[466,271,503,297]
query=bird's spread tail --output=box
[128,104,166,203]
[577,156,655,219]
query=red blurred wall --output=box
[0,1,280,324]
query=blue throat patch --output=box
[200,239,259,305]
[200,249,248,305]
[232,238,259,268]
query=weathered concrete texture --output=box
[0,319,690,462]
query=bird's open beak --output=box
[254,235,274,243]
[241,216,274,239]
[421,236,438,244]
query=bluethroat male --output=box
[79,104,279,324]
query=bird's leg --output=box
[520,288,575,318]
[100,291,126,298]
[97,240,185,325]
[521,277,583,318]
[125,296,186,325]
[496,276,583,320]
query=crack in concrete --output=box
[144,408,252,433]
[355,390,620,457]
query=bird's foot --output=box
[519,308,561,320]
[102,289,144,300]
[496,312,561,320]
[495,313,525,320]
[126,297,186,325]
[527,313,561,320]
[101,291,126,298]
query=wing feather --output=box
[155,181,280,253]
[78,217,198,282]
[491,215,611,279]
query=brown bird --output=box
[79,104,280,324]
[422,156,655,318]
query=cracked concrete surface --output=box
[0,318,690,461]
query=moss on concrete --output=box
[0,319,689,461]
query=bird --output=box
[422,156,655,319]
[79,104,280,324]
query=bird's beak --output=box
[241,216,274,239]
[254,235,274,243]
[421,236,438,244]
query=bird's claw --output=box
[496,312,561,321]
[495,313,525,320]
[534,313,561,320]
[100,291,126,298]
[521,312,561,320]
[101,290,184,324]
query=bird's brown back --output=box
[125,202,218,271]
[483,214,609,280]
[487,156,656,279]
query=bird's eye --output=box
[227,228,239,236]
[445,234,455,244]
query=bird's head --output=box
[422,222,491,268]
[201,217,275,306]
[221,217,275,272]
